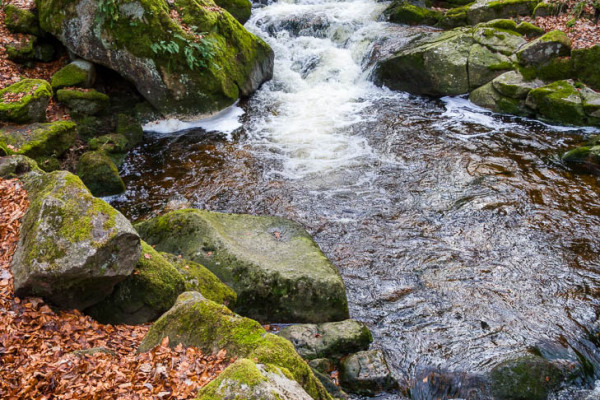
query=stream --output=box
[111,0,600,398]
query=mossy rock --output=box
[34,155,61,172]
[116,114,144,148]
[51,60,96,90]
[0,79,52,123]
[197,359,315,400]
[515,21,544,37]
[134,209,349,323]
[573,45,600,91]
[339,350,397,396]
[160,252,237,307]
[4,4,41,35]
[76,150,125,197]
[89,134,129,153]
[57,88,109,116]
[470,81,531,116]
[0,120,76,159]
[384,1,443,26]
[525,80,587,125]
[532,0,561,17]
[138,291,333,400]
[581,86,600,118]
[467,43,513,90]
[516,30,571,66]
[481,18,517,30]
[213,0,252,24]
[36,0,274,118]
[11,170,141,309]
[279,319,373,360]
[490,355,563,400]
[492,70,543,99]
[0,155,41,179]
[86,242,186,324]
[519,56,573,82]
[6,34,37,63]
[466,0,540,25]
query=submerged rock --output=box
[11,171,141,309]
[36,0,274,118]
[138,291,332,400]
[86,242,185,324]
[197,358,314,400]
[339,349,397,396]
[51,60,96,90]
[135,209,349,323]
[76,150,125,197]
[490,355,563,400]
[279,319,373,360]
[0,79,52,123]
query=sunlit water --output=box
[110,0,600,398]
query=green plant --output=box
[566,17,577,27]
[96,0,119,27]
[150,32,217,72]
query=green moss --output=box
[6,34,37,63]
[4,4,41,35]
[562,146,591,163]
[482,18,517,30]
[438,5,471,28]
[0,120,76,159]
[538,29,571,45]
[51,63,90,90]
[0,79,52,123]
[116,114,143,148]
[385,1,443,26]
[35,155,61,172]
[213,0,251,24]
[89,134,129,153]
[86,241,186,324]
[526,80,586,125]
[0,155,41,179]
[57,88,109,116]
[199,359,267,399]
[76,150,125,196]
[573,45,600,91]
[160,252,237,307]
[516,21,544,37]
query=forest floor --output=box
[0,178,233,399]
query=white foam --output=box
[142,103,245,136]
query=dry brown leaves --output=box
[0,178,233,399]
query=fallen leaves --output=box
[0,178,233,399]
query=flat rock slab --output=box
[135,209,349,323]
[11,171,141,309]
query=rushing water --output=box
[111,0,600,398]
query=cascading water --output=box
[112,0,600,398]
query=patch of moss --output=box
[0,79,52,123]
[0,120,76,159]
[35,155,61,172]
[160,252,237,307]
[116,114,143,148]
[86,241,186,324]
[0,155,41,179]
[76,150,125,196]
[482,18,517,31]
[526,80,586,125]
[385,1,443,26]
[57,88,109,116]
[4,4,41,35]
[89,134,129,153]
[197,359,267,399]
[6,35,37,63]
[213,0,251,24]
[516,21,544,37]
[573,45,600,91]
[51,63,90,90]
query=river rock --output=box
[51,60,96,90]
[0,79,52,123]
[279,319,373,360]
[374,25,522,96]
[86,242,186,324]
[525,80,587,125]
[213,0,252,24]
[516,30,571,66]
[339,349,397,396]
[0,155,41,179]
[384,1,443,26]
[137,291,332,400]
[134,209,349,323]
[573,45,600,91]
[4,4,41,35]
[197,358,314,400]
[466,0,539,25]
[11,170,141,309]
[160,252,237,307]
[76,150,125,197]
[0,120,76,162]
[36,0,274,118]
[57,88,109,116]
[490,355,563,400]
[492,70,544,99]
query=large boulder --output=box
[339,350,397,396]
[36,0,274,118]
[11,171,141,309]
[373,26,523,96]
[0,79,52,123]
[197,359,314,400]
[516,30,571,66]
[138,291,333,400]
[160,252,237,307]
[76,150,125,197]
[469,71,541,116]
[134,209,349,323]
[86,242,185,324]
[0,120,76,161]
[279,319,373,360]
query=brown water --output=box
[110,1,600,397]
